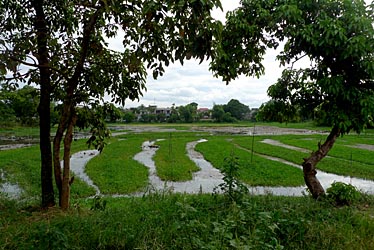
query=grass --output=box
[276,134,374,165]
[1,124,374,249]
[233,135,374,180]
[153,133,201,181]
[195,136,304,186]
[85,135,149,194]
[0,142,96,200]
[1,194,373,249]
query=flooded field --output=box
[1,126,373,198]
[66,138,374,198]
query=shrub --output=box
[326,182,361,206]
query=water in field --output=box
[0,170,23,199]
[133,139,225,194]
[133,139,374,196]
[56,139,374,197]
[69,150,101,196]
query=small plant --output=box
[214,150,248,203]
[326,182,361,206]
[90,196,107,211]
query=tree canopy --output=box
[0,0,223,208]
[211,0,374,198]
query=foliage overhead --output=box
[212,0,374,134]
[0,0,223,107]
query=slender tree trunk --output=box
[32,0,55,208]
[302,126,341,199]
[60,112,77,210]
[53,103,71,206]
[52,5,103,209]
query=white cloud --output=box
[122,0,372,109]
[123,0,273,109]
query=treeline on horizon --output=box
[0,85,347,127]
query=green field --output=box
[1,123,374,249]
[1,123,374,197]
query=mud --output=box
[110,125,328,136]
[191,125,328,135]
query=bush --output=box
[326,182,361,206]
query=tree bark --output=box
[53,102,71,206]
[302,126,341,199]
[52,5,103,209]
[32,0,55,208]
[60,112,77,210]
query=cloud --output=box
[123,0,372,109]
[123,0,274,109]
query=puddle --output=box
[258,154,374,195]
[0,170,23,199]
[0,144,32,151]
[0,182,23,199]
[256,140,374,195]
[133,139,224,194]
[261,139,310,153]
[69,150,101,196]
[348,144,374,151]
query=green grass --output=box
[233,135,374,180]
[1,194,373,250]
[2,126,374,198]
[85,135,149,194]
[153,133,201,181]
[276,134,374,165]
[196,136,304,186]
[0,142,96,199]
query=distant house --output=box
[155,107,172,117]
[197,108,211,119]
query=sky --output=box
[121,0,284,109]
[117,0,373,109]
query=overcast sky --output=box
[121,0,283,109]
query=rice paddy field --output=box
[1,123,374,249]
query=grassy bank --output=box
[85,135,149,194]
[232,135,374,180]
[153,133,203,181]
[0,141,95,200]
[1,194,373,249]
[196,136,304,186]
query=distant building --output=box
[155,107,172,117]
[197,107,212,119]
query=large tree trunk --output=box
[33,0,55,208]
[39,82,55,208]
[302,126,341,199]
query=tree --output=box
[179,102,198,123]
[0,85,16,123]
[1,0,222,209]
[212,104,225,122]
[256,100,299,123]
[211,0,374,198]
[212,103,235,122]
[224,99,249,120]
[5,85,40,125]
[122,111,136,123]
